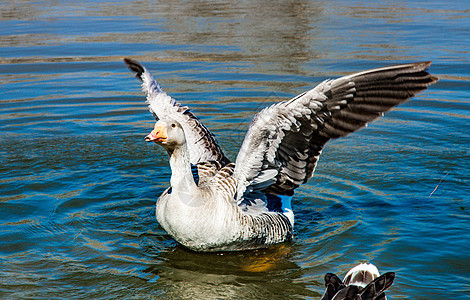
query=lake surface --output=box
[1,0,469,299]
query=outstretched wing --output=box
[124,58,229,165]
[234,62,438,201]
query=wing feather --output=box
[124,58,229,165]
[234,62,438,200]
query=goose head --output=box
[145,119,186,153]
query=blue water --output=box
[1,1,469,299]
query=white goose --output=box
[124,58,437,252]
[322,263,395,300]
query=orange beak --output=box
[145,122,167,143]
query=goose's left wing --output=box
[233,62,438,201]
[124,58,229,165]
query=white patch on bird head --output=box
[344,263,380,288]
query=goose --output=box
[124,58,437,252]
[321,263,396,300]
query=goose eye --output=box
[171,123,176,128]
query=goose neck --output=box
[169,145,195,189]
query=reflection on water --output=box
[143,244,316,299]
[1,0,469,299]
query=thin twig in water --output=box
[429,172,449,197]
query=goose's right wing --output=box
[233,62,438,202]
[124,58,229,165]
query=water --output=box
[1,0,469,299]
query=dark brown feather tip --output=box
[123,57,145,80]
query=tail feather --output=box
[360,272,396,300]
[322,263,395,300]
